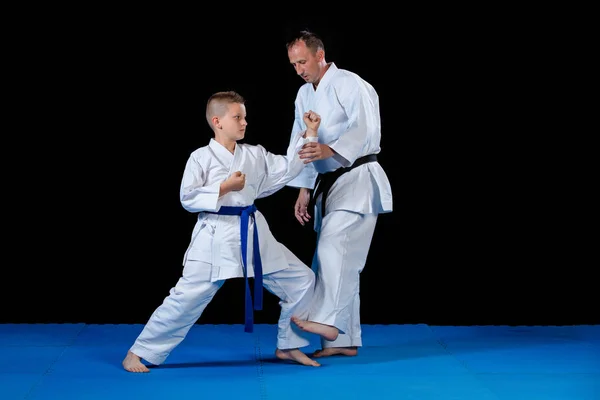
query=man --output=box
[285,31,393,357]
[122,91,323,372]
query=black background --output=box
[4,8,594,327]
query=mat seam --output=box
[23,323,88,399]
[254,334,268,400]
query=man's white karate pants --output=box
[129,248,315,365]
[310,209,378,349]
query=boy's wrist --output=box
[220,180,231,194]
[305,128,318,137]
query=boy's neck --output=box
[215,137,236,154]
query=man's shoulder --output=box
[297,82,313,95]
[333,68,363,84]
[332,68,377,95]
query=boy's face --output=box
[217,102,247,141]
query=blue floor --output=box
[1,323,598,399]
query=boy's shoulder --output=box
[239,142,266,153]
[187,144,214,163]
[190,144,210,156]
[188,142,266,160]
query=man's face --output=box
[218,102,247,142]
[288,40,324,85]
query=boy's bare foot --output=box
[291,316,339,341]
[275,348,320,367]
[313,347,358,358]
[122,350,150,373]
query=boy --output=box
[123,91,322,372]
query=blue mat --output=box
[1,324,598,399]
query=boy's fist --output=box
[303,110,321,132]
[227,171,246,191]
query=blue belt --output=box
[206,205,263,333]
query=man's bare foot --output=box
[313,347,358,358]
[275,348,320,367]
[291,316,339,341]
[122,350,150,373]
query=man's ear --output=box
[316,49,325,61]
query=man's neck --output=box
[313,62,331,89]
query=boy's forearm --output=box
[303,128,318,138]
[219,181,232,197]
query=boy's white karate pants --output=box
[129,247,315,365]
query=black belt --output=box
[309,154,378,218]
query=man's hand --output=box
[299,142,334,164]
[294,188,311,225]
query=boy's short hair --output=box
[206,91,245,127]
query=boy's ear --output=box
[212,116,221,129]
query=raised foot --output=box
[276,348,320,367]
[291,316,339,341]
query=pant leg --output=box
[261,245,315,350]
[130,260,225,365]
[322,289,362,348]
[309,209,378,348]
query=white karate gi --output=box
[130,133,316,365]
[287,62,393,348]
